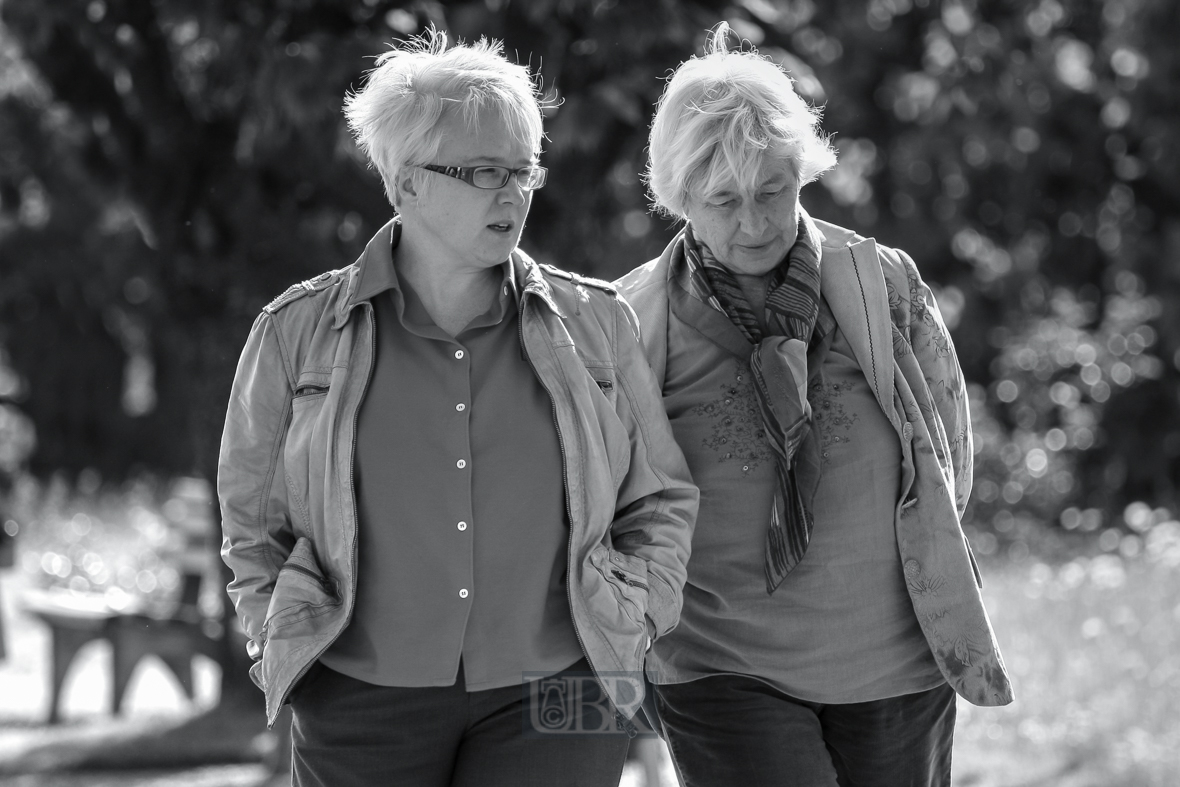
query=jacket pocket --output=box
[263,537,339,631]
[259,537,341,719]
[294,384,329,400]
[285,375,331,529]
[597,547,650,629]
[585,366,618,406]
[293,369,331,401]
[578,363,630,491]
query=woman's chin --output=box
[722,253,782,277]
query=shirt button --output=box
[457,521,467,531]
[456,403,466,412]
[456,459,467,469]
[458,588,469,599]
[454,350,465,360]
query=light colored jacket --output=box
[616,218,1013,707]
[218,221,699,726]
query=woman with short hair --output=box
[219,30,697,787]
[616,24,1012,786]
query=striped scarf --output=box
[680,214,834,593]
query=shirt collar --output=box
[350,216,520,308]
[344,218,401,312]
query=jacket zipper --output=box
[518,289,637,737]
[283,562,336,594]
[274,303,376,717]
[293,384,329,398]
[611,568,649,592]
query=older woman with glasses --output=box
[616,25,1012,787]
[218,30,697,787]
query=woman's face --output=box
[684,156,802,277]
[400,109,535,272]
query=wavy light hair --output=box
[646,23,837,219]
[343,27,544,206]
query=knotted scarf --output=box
[679,213,835,593]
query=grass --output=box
[952,522,1180,786]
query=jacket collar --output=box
[334,218,548,328]
[512,247,564,318]
[816,225,896,421]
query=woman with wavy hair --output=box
[616,24,1012,787]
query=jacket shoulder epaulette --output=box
[263,270,344,314]
[538,263,618,296]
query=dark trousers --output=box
[290,658,630,787]
[654,676,956,787]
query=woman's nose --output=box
[498,178,527,205]
[735,202,767,235]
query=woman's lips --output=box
[738,240,774,251]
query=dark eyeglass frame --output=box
[419,163,548,191]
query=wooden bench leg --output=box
[111,642,139,716]
[30,601,216,721]
[159,651,195,699]
[47,626,106,724]
[110,619,208,712]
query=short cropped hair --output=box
[344,28,544,206]
[646,23,837,219]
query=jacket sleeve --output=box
[607,295,699,639]
[612,261,669,383]
[896,248,974,516]
[217,311,298,665]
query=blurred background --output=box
[0,0,1177,785]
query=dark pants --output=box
[290,658,630,787]
[654,676,956,787]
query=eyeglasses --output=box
[419,164,548,191]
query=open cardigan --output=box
[616,217,1013,707]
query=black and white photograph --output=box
[0,1,1176,785]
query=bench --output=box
[22,572,218,723]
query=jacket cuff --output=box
[249,659,266,692]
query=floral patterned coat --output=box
[617,215,1014,707]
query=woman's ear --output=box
[391,168,419,211]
